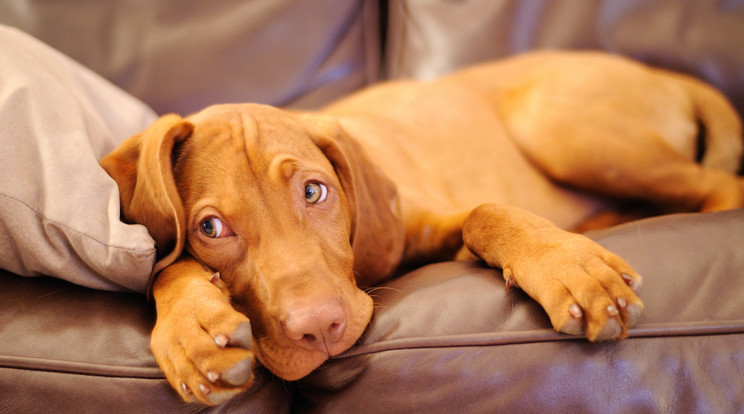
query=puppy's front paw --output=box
[507,231,643,341]
[152,270,255,405]
[462,204,642,341]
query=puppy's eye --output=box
[199,217,233,238]
[305,182,328,204]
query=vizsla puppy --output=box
[101,51,744,405]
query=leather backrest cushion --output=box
[386,0,744,114]
[0,0,381,115]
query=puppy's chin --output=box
[254,290,374,381]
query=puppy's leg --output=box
[462,204,643,341]
[402,211,470,266]
[151,257,255,405]
[510,120,744,213]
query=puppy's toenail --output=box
[617,297,627,308]
[207,371,220,383]
[181,382,191,395]
[215,334,229,348]
[569,303,583,318]
[607,305,619,316]
[209,272,226,289]
[503,268,519,291]
[199,383,211,395]
[621,273,634,287]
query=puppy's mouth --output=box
[251,288,374,381]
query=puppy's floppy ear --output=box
[301,114,405,285]
[100,114,193,290]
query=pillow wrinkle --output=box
[0,192,152,256]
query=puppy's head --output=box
[100,104,403,380]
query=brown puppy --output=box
[101,51,744,405]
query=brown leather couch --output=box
[2,1,743,412]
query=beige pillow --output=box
[0,26,157,293]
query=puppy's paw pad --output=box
[588,317,623,341]
[558,318,584,336]
[556,303,584,336]
[228,321,253,349]
[621,300,643,328]
[221,357,254,386]
[205,388,243,406]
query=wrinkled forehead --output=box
[174,104,333,198]
[187,103,313,150]
[182,104,328,167]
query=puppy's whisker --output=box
[363,286,402,295]
[371,303,388,311]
